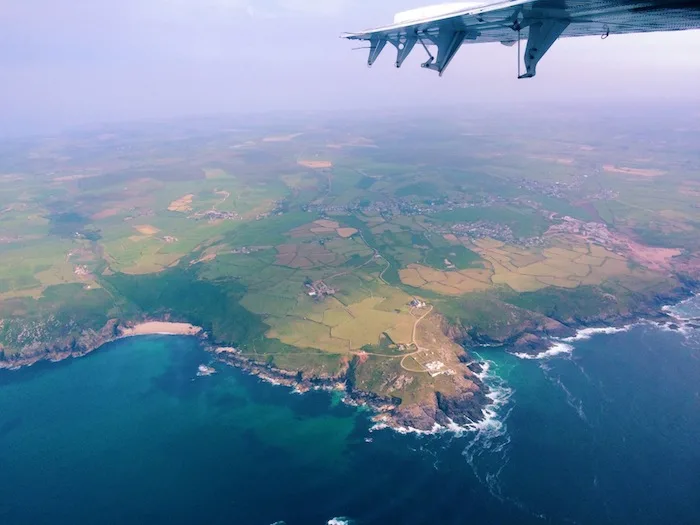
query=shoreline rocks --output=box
[0,319,204,370]
[0,319,122,370]
[211,332,489,433]
[1,283,697,431]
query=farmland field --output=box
[1,106,699,414]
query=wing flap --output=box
[343,0,700,78]
[342,0,532,41]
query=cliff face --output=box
[444,283,697,358]
[353,313,491,431]
[553,286,692,327]
[396,314,489,430]
[0,319,122,369]
[674,253,700,282]
[1,279,695,432]
[219,347,488,432]
[444,299,573,348]
[391,383,488,431]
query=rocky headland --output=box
[0,320,203,370]
[1,280,697,433]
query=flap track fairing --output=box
[422,29,468,76]
[519,18,569,78]
[391,35,418,68]
[367,36,387,66]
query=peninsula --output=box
[1,110,699,431]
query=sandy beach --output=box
[121,322,202,337]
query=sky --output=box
[1,0,699,135]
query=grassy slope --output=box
[1,111,697,388]
[0,285,116,356]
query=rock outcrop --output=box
[0,319,122,369]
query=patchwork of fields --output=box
[1,109,698,406]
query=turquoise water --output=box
[1,317,699,524]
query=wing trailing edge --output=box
[343,1,700,79]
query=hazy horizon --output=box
[2,0,699,137]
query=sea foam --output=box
[327,518,352,525]
[380,422,445,436]
[462,360,514,436]
[369,360,513,437]
[560,325,632,342]
[512,342,574,360]
[512,325,635,360]
[662,292,700,321]
[461,360,514,501]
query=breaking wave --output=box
[369,361,514,436]
[513,325,636,360]
[512,342,574,360]
[560,325,632,342]
[370,421,444,435]
[652,320,700,347]
[327,518,353,525]
[663,293,700,321]
[467,361,514,433]
[660,294,700,345]
[462,360,514,501]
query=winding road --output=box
[400,305,434,373]
[356,304,434,374]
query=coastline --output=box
[0,320,204,371]
[510,291,700,361]
[120,322,202,337]
[211,346,410,431]
[498,286,699,360]
[1,286,697,434]
[212,346,495,436]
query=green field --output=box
[424,245,482,270]
[1,108,698,410]
[432,206,550,238]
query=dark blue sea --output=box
[1,298,699,525]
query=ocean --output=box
[1,300,699,525]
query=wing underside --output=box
[343,1,700,78]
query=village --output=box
[304,279,336,299]
[190,209,241,222]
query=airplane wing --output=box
[342,1,700,78]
